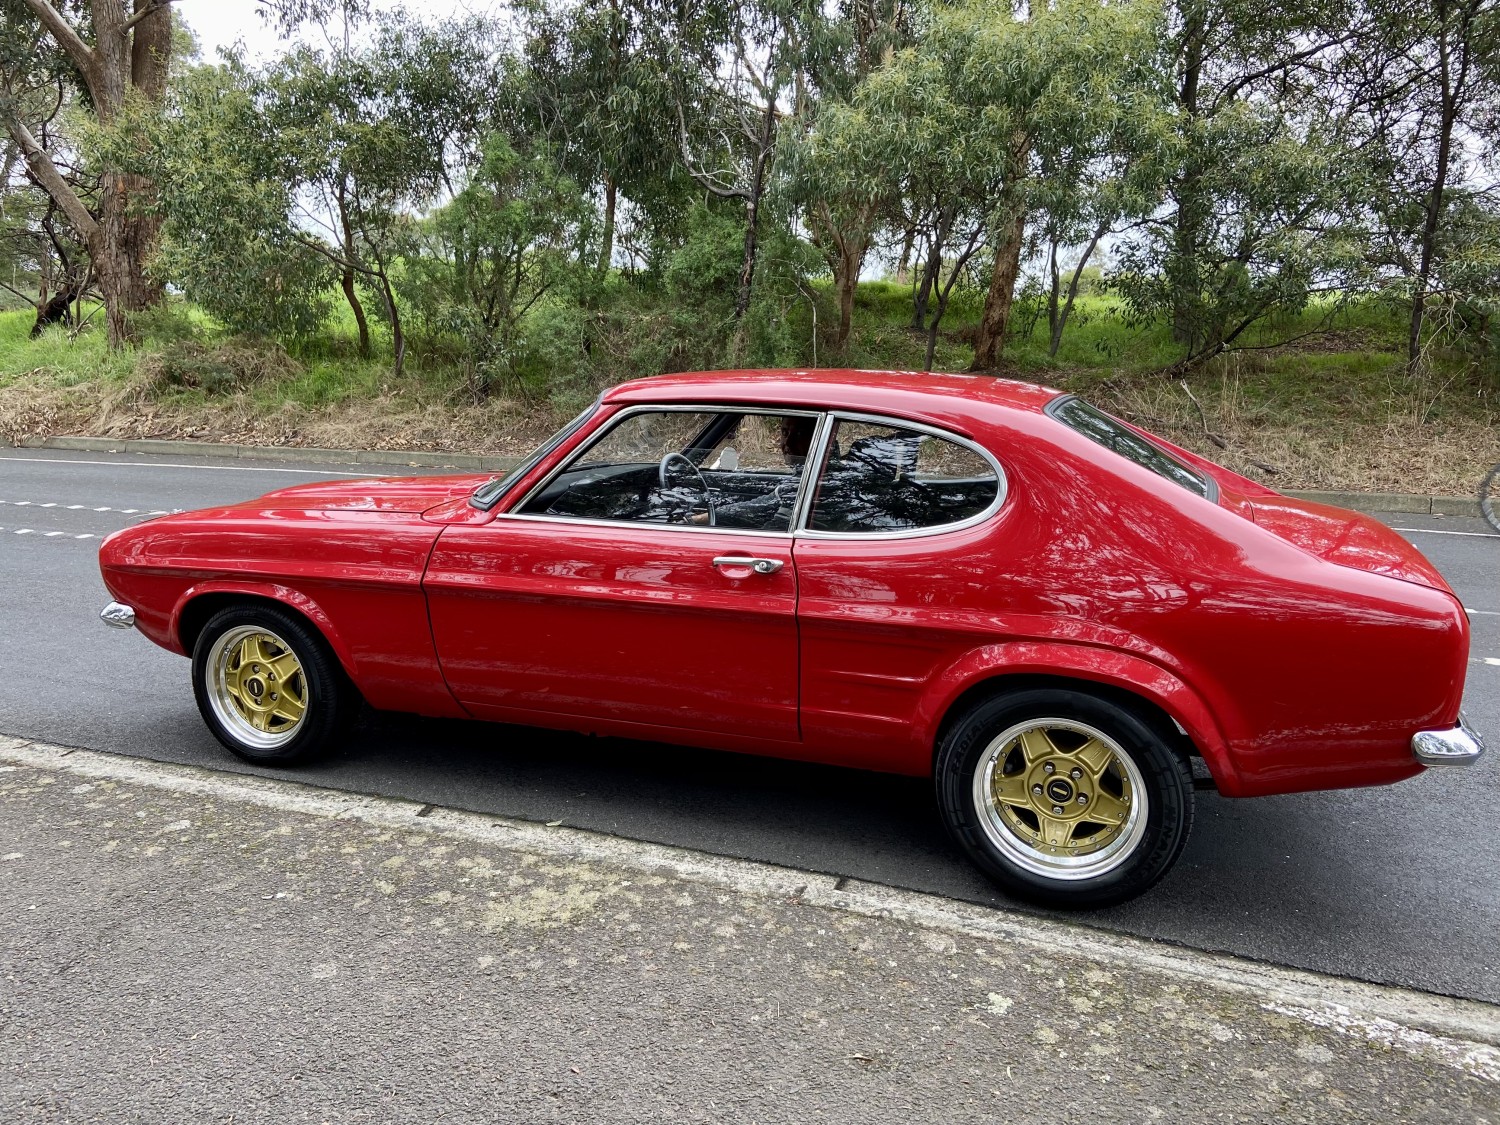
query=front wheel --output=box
[191,604,354,766]
[935,688,1193,908]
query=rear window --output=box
[1045,396,1214,500]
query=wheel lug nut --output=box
[1043,762,1055,775]
[1077,794,1088,805]
[1052,805,1064,815]
[1070,768,1082,779]
[1032,784,1043,795]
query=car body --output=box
[98,368,1484,906]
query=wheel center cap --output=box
[246,678,265,700]
[1045,777,1074,804]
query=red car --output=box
[98,369,1483,906]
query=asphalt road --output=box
[2,446,1497,1004]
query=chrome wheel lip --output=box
[206,625,305,751]
[972,717,1148,882]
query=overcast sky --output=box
[175,0,498,63]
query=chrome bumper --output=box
[1412,715,1485,767]
[100,601,136,630]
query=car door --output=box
[790,414,1007,766]
[424,407,822,743]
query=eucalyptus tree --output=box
[402,134,591,402]
[519,0,684,276]
[1353,0,1500,370]
[256,14,499,374]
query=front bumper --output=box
[1412,714,1485,767]
[100,601,136,630]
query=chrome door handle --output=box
[712,556,785,575]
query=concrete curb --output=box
[6,434,1484,517]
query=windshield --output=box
[470,398,600,510]
[1045,395,1215,500]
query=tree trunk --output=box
[833,231,866,354]
[911,209,953,332]
[335,184,371,357]
[1170,5,1206,348]
[1049,225,1106,357]
[733,99,778,328]
[1408,3,1465,374]
[970,208,1026,370]
[895,223,915,286]
[598,176,617,275]
[94,172,162,346]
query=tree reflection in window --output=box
[1046,397,1211,498]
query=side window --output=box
[1046,396,1211,498]
[808,419,1000,534]
[520,408,820,532]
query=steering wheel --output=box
[658,452,716,526]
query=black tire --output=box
[935,687,1193,909]
[191,603,355,767]
[1481,463,1500,534]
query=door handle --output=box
[712,556,785,575]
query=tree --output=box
[402,134,591,401]
[0,0,176,345]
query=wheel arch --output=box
[172,582,359,681]
[919,645,1243,796]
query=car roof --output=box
[602,369,1063,415]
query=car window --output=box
[519,408,820,532]
[1046,396,1212,498]
[807,419,999,534]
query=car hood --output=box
[247,474,490,514]
[1247,494,1453,593]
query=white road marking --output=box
[1483,658,1500,667]
[3,734,1498,1072]
[0,527,97,540]
[0,454,378,477]
[0,500,172,515]
[1466,608,1500,616]
[1393,526,1500,539]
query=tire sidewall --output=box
[191,605,345,766]
[936,688,1193,908]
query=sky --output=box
[175,0,495,64]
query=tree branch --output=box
[15,0,99,97]
[121,0,180,37]
[0,107,99,245]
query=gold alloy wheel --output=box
[972,718,1148,880]
[208,626,308,748]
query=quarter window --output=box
[1046,396,1212,498]
[807,419,1000,534]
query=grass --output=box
[1,287,1497,497]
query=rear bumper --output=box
[1412,715,1485,767]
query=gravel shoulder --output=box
[2,737,1496,1124]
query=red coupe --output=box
[98,369,1483,906]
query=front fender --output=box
[169,579,359,679]
[915,641,1246,796]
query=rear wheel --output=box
[935,688,1193,908]
[191,604,354,766]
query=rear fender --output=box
[169,580,358,679]
[918,642,1244,796]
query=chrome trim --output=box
[712,555,785,574]
[1412,715,1485,767]
[100,601,136,630]
[791,409,1008,541]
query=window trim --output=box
[1043,394,1218,503]
[792,410,1008,541]
[495,403,829,538]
